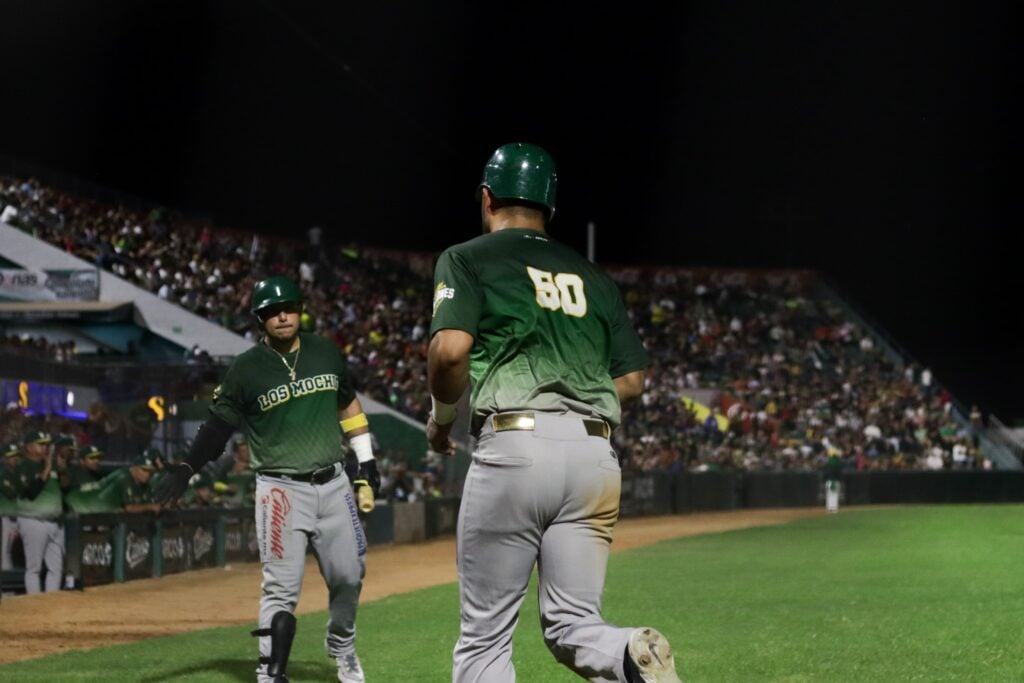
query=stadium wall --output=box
[18,471,1017,593]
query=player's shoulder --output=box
[232,342,267,365]
[298,331,338,354]
[440,232,495,261]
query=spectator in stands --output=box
[16,431,64,593]
[380,461,415,502]
[85,401,123,456]
[3,173,998,474]
[124,396,158,455]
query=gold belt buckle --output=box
[492,412,536,432]
[583,419,611,439]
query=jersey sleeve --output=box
[332,339,357,407]
[110,475,129,509]
[430,247,482,338]
[209,361,245,428]
[607,281,649,378]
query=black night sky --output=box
[1,1,1020,420]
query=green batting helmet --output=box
[479,142,557,218]
[250,276,303,316]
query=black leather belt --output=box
[261,462,342,485]
[491,411,611,439]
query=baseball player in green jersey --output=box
[52,433,78,493]
[427,142,682,683]
[155,275,380,683]
[114,452,162,512]
[16,430,65,593]
[67,445,105,489]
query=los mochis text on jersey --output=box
[257,374,340,412]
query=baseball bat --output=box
[357,484,374,513]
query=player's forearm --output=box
[429,361,468,403]
[339,398,370,437]
[613,370,646,403]
[428,332,472,403]
[340,398,375,462]
[183,415,236,473]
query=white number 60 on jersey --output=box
[527,266,587,317]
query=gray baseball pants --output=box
[254,468,367,672]
[1,516,18,571]
[19,516,64,593]
[453,412,632,683]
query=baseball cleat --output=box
[256,668,288,683]
[627,627,682,683]
[256,674,288,683]
[336,652,365,682]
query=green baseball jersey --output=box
[65,464,102,490]
[0,469,18,515]
[148,468,168,493]
[16,460,63,519]
[65,469,142,513]
[108,468,154,508]
[0,466,22,502]
[431,228,648,434]
[209,332,356,473]
[824,454,843,481]
[223,471,257,508]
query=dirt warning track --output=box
[0,508,822,664]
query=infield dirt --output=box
[0,508,822,664]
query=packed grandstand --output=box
[0,175,995,480]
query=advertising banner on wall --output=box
[80,526,116,587]
[0,268,99,301]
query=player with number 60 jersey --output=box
[431,225,647,437]
[427,142,681,683]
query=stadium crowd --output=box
[1,175,988,478]
[0,333,77,362]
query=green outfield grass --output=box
[2,505,1022,682]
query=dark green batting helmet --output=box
[250,276,303,316]
[479,142,557,218]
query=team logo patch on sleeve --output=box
[433,281,455,315]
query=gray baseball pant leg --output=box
[255,476,312,673]
[453,413,632,683]
[453,454,543,683]
[538,500,630,681]
[314,475,367,658]
[1,517,18,571]
[20,517,65,593]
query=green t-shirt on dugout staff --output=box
[209,332,356,474]
[430,228,649,435]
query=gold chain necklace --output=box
[271,341,301,381]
